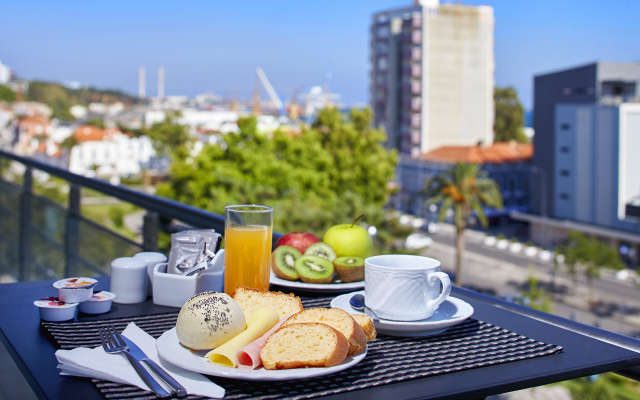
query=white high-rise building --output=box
[0,60,11,84]
[370,0,494,156]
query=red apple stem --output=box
[351,214,365,228]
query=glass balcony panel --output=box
[30,228,65,280]
[78,220,141,276]
[0,181,21,215]
[31,196,66,244]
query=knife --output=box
[121,335,187,397]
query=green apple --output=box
[323,215,373,259]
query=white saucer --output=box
[330,291,474,337]
[270,272,364,293]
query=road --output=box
[421,226,640,337]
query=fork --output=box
[99,326,171,398]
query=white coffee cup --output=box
[364,255,451,321]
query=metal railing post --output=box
[18,167,32,281]
[143,211,159,252]
[65,184,81,277]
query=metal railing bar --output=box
[77,216,143,250]
[0,205,19,220]
[31,260,56,279]
[29,227,65,251]
[77,256,108,276]
[0,149,228,231]
[0,232,19,250]
[29,192,68,214]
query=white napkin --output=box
[55,322,225,398]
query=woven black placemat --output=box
[44,296,563,400]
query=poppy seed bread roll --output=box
[176,292,246,350]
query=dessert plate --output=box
[156,328,367,381]
[270,272,364,293]
[331,291,474,337]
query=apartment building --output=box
[370,0,494,156]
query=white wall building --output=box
[68,126,155,180]
[0,60,10,85]
[144,109,239,133]
[370,0,494,155]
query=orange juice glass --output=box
[224,205,273,294]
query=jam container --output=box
[34,298,78,322]
[53,277,98,303]
[78,291,116,314]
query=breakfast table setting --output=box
[3,205,640,400]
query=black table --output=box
[2,278,640,400]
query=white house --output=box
[68,125,155,181]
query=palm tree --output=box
[422,162,503,286]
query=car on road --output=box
[405,233,434,250]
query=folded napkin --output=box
[55,322,225,398]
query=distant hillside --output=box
[25,81,138,121]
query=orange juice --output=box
[224,225,272,294]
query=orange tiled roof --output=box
[74,125,109,142]
[421,141,533,164]
[18,115,50,125]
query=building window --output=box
[560,146,570,153]
[560,169,570,177]
[560,123,570,130]
[560,193,570,200]
[376,42,388,54]
[377,14,388,24]
[377,25,389,39]
[562,87,573,95]
[523,177,530,196]
[377,57,388,71]
[508,178,515,194]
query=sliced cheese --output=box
[206,307,279,367]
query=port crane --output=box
[251,67,284,115]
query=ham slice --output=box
[237,315,291,369]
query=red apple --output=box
[275,232,321,254]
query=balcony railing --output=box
[4,149,640,385]
[0,148,282,282]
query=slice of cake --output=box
[231,286,303,319]
[260,323,349,369]
[352,314,377,342]
[283,308,367,355]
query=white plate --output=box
[331,291,474,337]
[156,328,367,381]
[270,272,364,293]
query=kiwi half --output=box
[304,242,337,262]
[294,255,335,284]
[333,257,365,283]
[272,246,301,281]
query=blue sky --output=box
[1,0,638,110]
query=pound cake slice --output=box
[283,308,367,355]
[231,286,303,319]
[260,323,349,369]
[352,314,377,342]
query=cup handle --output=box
[425,271,451,310]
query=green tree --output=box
[556,231,624,301]
[494,86,528,143]
[518,266,554,313]
[0,85,16,103]
[156,107,399,245]
[421,163,503,286]
[134,111,190,158]
[86,116,105,129]
[108,207,125,228]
